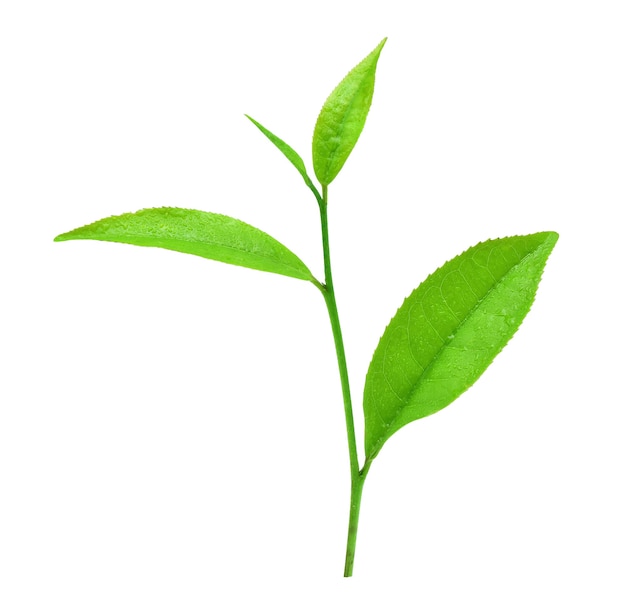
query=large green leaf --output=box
[54,207,316,282]
[312,38,386,186]
[364,232,558,460]
[245,115,322,204]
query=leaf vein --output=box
[367,240,549,458]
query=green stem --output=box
[344,459,372,577]
[318,185,368,577]
[319,186,359,481]
[344,474,365,576]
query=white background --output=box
[1,1,625,599]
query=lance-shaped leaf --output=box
[54,207,316,282]
[312,38,387,186]
[245,115,322,204]
[364,232,558,460]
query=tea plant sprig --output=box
[54,38,558,577]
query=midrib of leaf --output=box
[323,78,368,179]
[368,241,544,459]
[93,231,311,278]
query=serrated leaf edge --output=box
[312,38,387,186]
[365,232,558,460]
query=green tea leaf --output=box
[364,232,558,460]
[245,115,322,204]
[312,38,386,186]
[55,207,316,282]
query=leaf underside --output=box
[363,232,559,460]
[54,207,315,282]
[312,38,386,186]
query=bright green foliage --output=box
[364,232,559,460]
[245,115,322,204]
[55,207,315,282]
[54,39,560,578]
[312,38,386,186]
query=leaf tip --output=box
[540,230,559,250]
[368,37,388,62]
[244,114,261,131]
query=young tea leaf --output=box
[312,38,387,186]
[363,232,558,460]
[55,207,316,282]
[245,115,322,204]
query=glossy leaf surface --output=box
[312,38,386,186]
[364,232,558,460]
[246,115,321,203]
[55,207,315,281]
